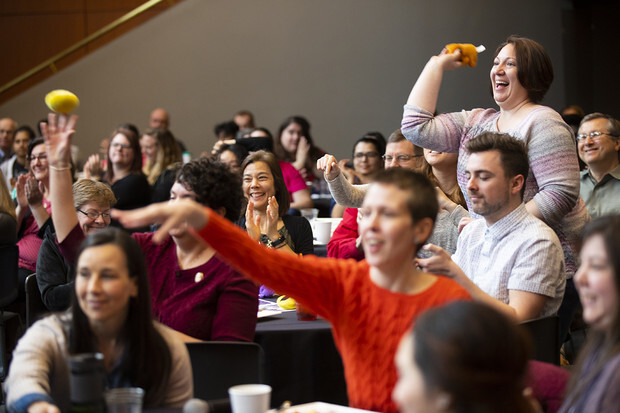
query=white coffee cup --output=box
[228,384,271,413]
[314,220,332,244]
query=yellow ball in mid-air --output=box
[45,89,80,114]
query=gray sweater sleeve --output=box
[327,173,369,208]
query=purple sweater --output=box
[402,105,590,276]
[60,225,258,341]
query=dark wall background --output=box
[0,0,618,161]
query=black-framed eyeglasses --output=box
[382,154,423,163]
[353,151,380,160]
[77,209,112,220]
[576,131,618,141]
[28,153,48,162]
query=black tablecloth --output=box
[254,311,348,407]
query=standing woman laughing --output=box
[401,35,590,341]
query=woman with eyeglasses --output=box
[84,125,150,231]
[43,114,258,342]
[14,137,58,290]
[36,178,116,311]
[401,35,590,342]
[331,133,386,218]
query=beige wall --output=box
[0,0,566,162]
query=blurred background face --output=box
[0,118,15,153]
[353,141,382,176]
[140,133,158,164]
[149,109,169,129]
[29,143,49,182]
[13,130,31,158]
[109,133,134,168]
[423,149,458,168]
[575,234,618,332]
[280,122,303,153]
[219,150,241,174]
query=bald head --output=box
[0,117,17,154]
[149,108,170,129]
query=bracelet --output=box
[49,164,71,171]
[260,234,287,249]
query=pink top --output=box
[279,160,307,201]
[17,200,51,271]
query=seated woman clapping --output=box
[5,227,193,413]
[239,150,313,296]
[42,114,258,342]
[113,168,470,413]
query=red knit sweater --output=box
[198,209,471,413]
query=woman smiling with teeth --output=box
[239,151,314,297]
[401,35,590,343]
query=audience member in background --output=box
[233,110,255,131]
[323,129,467,259]
[418,133,565,321]
[242,128,313,211]
[216,143,248,175]
[274,116,325,181]
[148,108,187,152]
[239,150,314,296]
[44,114,258,342]
[5,227,193,413]
[84,126,150,231]
[0,117,17,163]
[0,169,17,246]
[402,35,589,341]
[114,167,471,413]
[15,138,54,288]
[559,215,620,412]
[37,179,116,311]
[140,128,182,203]
[577,113,620,218]
[331,132,386,218]
[214,120,239,141]
[1,125,34,190]
[393,301,534,413]
[340,132,386,185]
[149,108,170,129]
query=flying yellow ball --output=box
[45,89,80,114]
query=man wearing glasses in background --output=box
[577,113,620,217]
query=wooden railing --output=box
[0,0,176,97]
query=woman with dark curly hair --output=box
[42,114,258,342]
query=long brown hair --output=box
[142,128,182,185]
[105,127,143,183]
[562,215,620,410]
